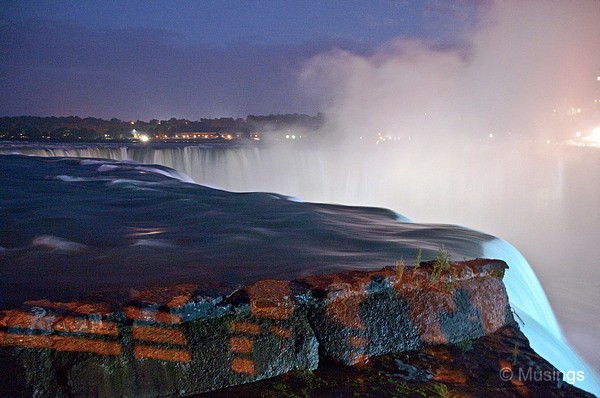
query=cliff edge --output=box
[0,259,592,397]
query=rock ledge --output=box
[1,259,514,397]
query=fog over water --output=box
[292,0,600,375]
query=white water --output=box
[2,141,599,394]
[31,235,88,252]
[484,239,600,394]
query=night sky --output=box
[0,1,481,120]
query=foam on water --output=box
[31,235,87,252]
[135,166,196,184]
[132,239,176,248]
[483,239,562,338]
[512,307,600,394]
[55,175,97,183]
[482,239,600,393]
[97,164,122,172]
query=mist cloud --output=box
[294,1,600,380]
[302,0,600,142]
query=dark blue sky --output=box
[0,1,481,120]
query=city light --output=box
[588,127,600,145]
[567,126,600,148]
[131,129,150,142]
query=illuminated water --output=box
[1,141,599,394]
[0,152,488,307]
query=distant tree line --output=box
[0,113,324,141]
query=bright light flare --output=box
[591,127,600,142]
[565,127,600,148]
[570,126,600,148]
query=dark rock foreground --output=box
[196,322,594,398]
[0,259,592,397]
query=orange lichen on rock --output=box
[229,336,254,354]
[0,309,118,336]
[230,321,261,335]
[51,336,121,356]
[247,280,296,320]
[24,300,113,316]
[231,357,256,375]
[123,306,182,324]
[0,331,121,355]
[0,309,56,332]
[463,277,509,334]
[399,288,455,344]
[0,259,513,396]
[424,346,455,361]
[301,270,394,299]
[433,366,468,384]
[0,330,51,349]
[53,316,119,336]
[270,325,292,339]
[132,325,187,345]
[134,344,191,362]
[130,284,198,308]
[324,291,367,330]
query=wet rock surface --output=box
[301,259,511,365]
[196,322,594,398]
[0,259,558,397]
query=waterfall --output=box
[2,141,599,394]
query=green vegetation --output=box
[430,245,452,283]
[490,267,506,278]
[429,382,451,397]
[395,259,406,282]
[512,342,520,365]
[455,339,474,353]
[241,367,457,398]
[443,268,459,293]
[414,248,422,269]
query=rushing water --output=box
[0,152,490,307]
[1,141,599,394]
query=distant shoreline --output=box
[0,114,324,142]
